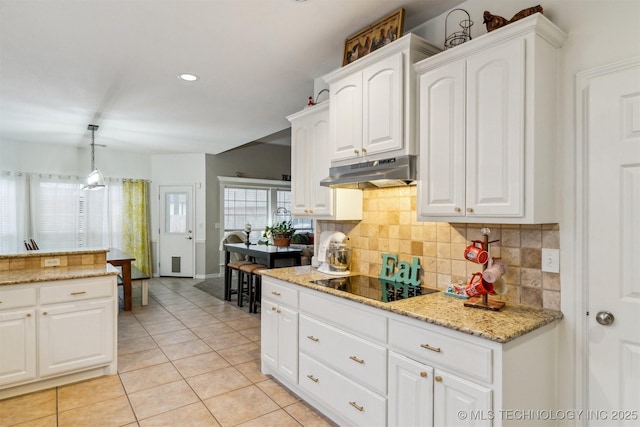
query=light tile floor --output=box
[0,277,336,427]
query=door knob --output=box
[596,311,614,326]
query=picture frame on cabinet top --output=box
[342,8,405,66]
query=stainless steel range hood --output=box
[320,155,416,189]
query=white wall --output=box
[0,140,151,178]
[411,0,640,419]
[150,153,207,278]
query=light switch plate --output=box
[541,248,560,273]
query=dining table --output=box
[223,242,303,302]
[106,248,135,311]
[223,242,303,269]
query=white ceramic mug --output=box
[482,260,506,283]
[492,277,508,295]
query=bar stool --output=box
[225,260,254,301]
[238,264,266,308]
[250,267,268,313]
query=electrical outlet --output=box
[44,258,60,267]
[541,249,560,273]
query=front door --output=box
[159,185,194,277]
[585,59,640,420]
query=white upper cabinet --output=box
[323,34,441,166]
[416,14,566,224]
[288,102,362,220]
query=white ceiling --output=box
[0,0,463,155]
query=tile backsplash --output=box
[318,186,561,311]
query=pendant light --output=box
[83,124,106,190]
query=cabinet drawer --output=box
[0,287,36,310]
[262,279,298,309]
[389,319,493,383]
[299,292,386,343]
[299,353,386,427]
[299,315,386,394]
[40,277,115,305]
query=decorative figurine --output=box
[483,5,543,32]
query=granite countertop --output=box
[0,264,119,286]
[0,248,108,259]
[263,266,563,344]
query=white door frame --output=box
[574,56,640,415]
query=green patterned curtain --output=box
[122,179,152,276]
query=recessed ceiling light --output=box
[178,73,198,82]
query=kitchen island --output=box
[261,266,562,427]
[0,249,119,399]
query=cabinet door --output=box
[466,38,525,217]
[38,299,114,377]
[388,352,434,427]
[434,370,492,427]
[0,309,36,387]
[417,61,466,218]
[362,53,404,156]
[330,72,363,161]
[309,112,333,217]
[277,305,299,384]
[291,119,312,216]
[261,297,279,370]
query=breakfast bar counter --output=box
[263,265,562,344]
[0,248,119,399]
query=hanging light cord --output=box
[90,127,96,171]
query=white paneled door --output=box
[585,59,640,421]
[159,185,194,277]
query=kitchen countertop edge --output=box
[263,266,563,344]
[0,264,120,286]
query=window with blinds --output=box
[224,187,269,231]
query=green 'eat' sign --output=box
[379,253,421,287]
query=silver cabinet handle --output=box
[307,335,319,342]
[307,374,319,383]
[271,291,281,296]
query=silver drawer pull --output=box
[271,291,281,296]
[307,335,319,342]
[349,355,364,364]
[420,343,441,353]
[70,291,87,296]
[349,401,364,412]
[306,374,319,383]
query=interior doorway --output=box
[577,57,640,421]
[158,185,195,277]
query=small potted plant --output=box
[263,220,296,247]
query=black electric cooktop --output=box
[310,275,437,303]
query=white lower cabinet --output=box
[299,352,386,427]
[433,368,492,427]
[388,348,491,427]
[261,280,299,384]
[388,352,434,427]
[0,276,118,399]
[261,277,558,427]
[0,287,37,387]
[38,298,114,377]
